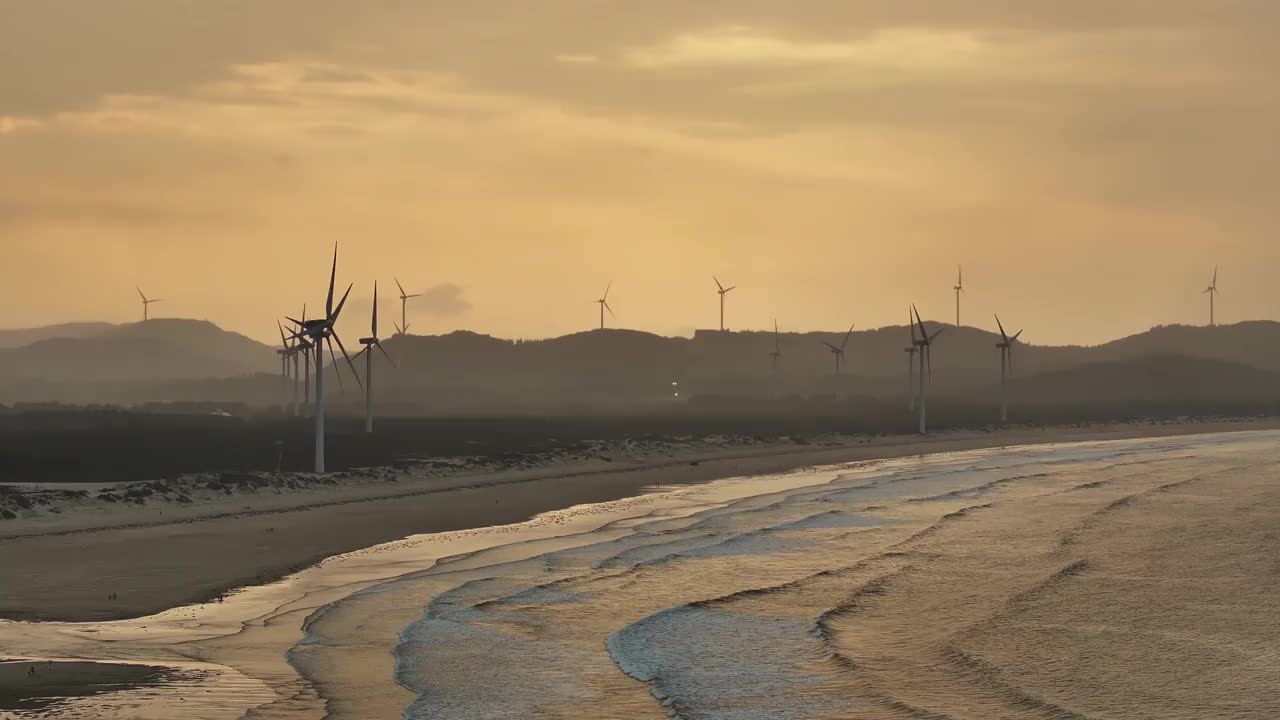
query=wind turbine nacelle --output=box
[359,337,377,345]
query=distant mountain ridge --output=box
[0,319,277,384]
[0,322,115,349]
[0,319,1278,417]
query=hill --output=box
[0,319,276,386]
[1,319,1279,419]
[0,322,115,349]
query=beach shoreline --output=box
[2,416,1278,623]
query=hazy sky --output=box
[3,1,1279,346]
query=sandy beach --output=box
[2,417,1278,623]
[2,419,1280,719]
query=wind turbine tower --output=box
[595,282,615,330]
[953,266,964,326]
[1203,266,1220,326]
[714,277,736,332]
[913,305,945,435]
[356,282,396,433]
[394,277,421,336]
[137,287,162,321]
[994,315,1024,424]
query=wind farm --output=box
[7,5,1280,715]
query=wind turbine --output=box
[595,282,615,330]
[912,305,945,435]
[286,305,315,416]
[905,308,919,412]
[275,321,295,414]
[355,282,396,434]
[137,287,162,321]
[714,277,736,332]
[953,265,964,326]
[995,315,1024,424]
[1203,266,1220,326]
[769,319,782,372]
[394,277,422,336]
[287,244,363,473]
[822,324,854,375]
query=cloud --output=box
[416,283,472,317]
[624,27,990,71]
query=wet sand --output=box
[0,661,171,713]
[1,418,1277,622]
[0,424,1277,719]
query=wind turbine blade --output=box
[277,321,289,349]
[332,332,364,390]
[1012,329,1024,341]
[929,326,946,343]
[912,305,928,339]
[372,280,379,336]
[605,301,616,319]
[394,321,404,336]
[407,293,423,299]
[375,340,398,368]
[995,314,1008,343]
[725,286,736,293]
[285,316,303,326]
[301,303,307,324]
[1213,265,1218,286]
[353,346,368,361]
[841,323,854,350]
[822,341,839,352]
[326,244,339,318]
[326,337,345,393]
[136,287,148,303]
[603,280,612,301]
[330,283,354,323]
[395,276,407,298]
[714,276,724,293]
[909,308,918,343]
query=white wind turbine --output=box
[355,282,397,434]
[275,322,295,414]
[913,305,945,435]
[714,277,736,332]
[394,277,422,336]
[287,244,363,473]
[905,308,919,412]
[594,281,615,329]
[994,315,1024,424]
[137,287,162,321]
[286,305,316,416]
[822,324,854,375]
[1203,266,1220,326]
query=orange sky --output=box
[3,2,1279,346]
